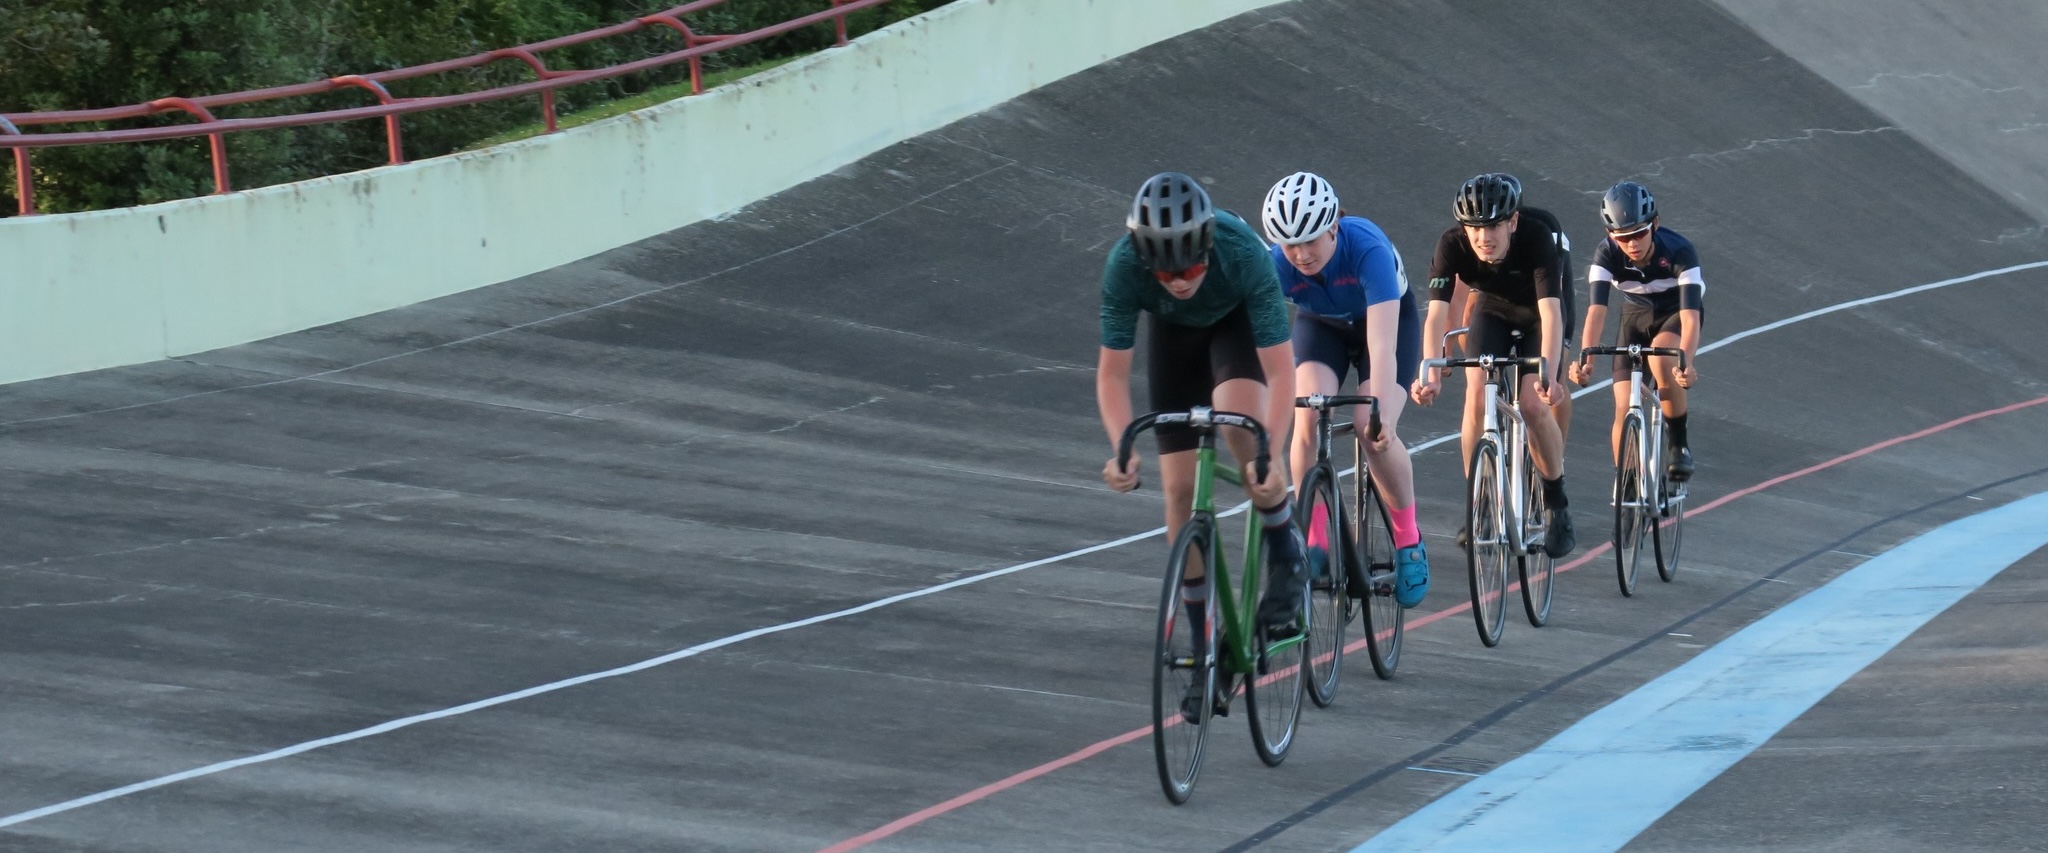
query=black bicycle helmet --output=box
[1127,172,1215,272]
[1600,181,1657,231]
[1453,173,1521,225]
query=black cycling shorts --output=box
[1610,301,1701,381]
[1291,289,1422,391]
[1146,305,1267,454]
[1467,294,1543,361]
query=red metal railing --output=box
[0,0,885,216]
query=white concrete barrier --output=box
[0,0,1284,385]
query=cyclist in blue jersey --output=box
[1097,173,1307,679]
[1567,181,1703,480]
[1260,172,1429,608]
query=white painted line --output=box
[3,261,2043,829]
[1350,489,2048,853]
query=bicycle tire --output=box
[1615,415,1647,597]
[1357,466,1402,679]
[1152,518,1215,804]
[1243,531,1307,767]
[1297,466,1346,708]
[1655,440,1685,582]
[1517,444,1555,627]
[1467,439,1509,647]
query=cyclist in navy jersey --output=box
[1096,173,1307,683]
[1413,173,1576,558]
[1567,181,1702,480]
[1260,172,1429,608]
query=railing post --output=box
[331,75,406,164]
[0,117,33,216]
[486,49,559,132]
[639,15,708,95]
[832,0,849,46]
[148,98,231,194]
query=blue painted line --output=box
[1352,489,2048,853]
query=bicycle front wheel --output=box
[1297,465,1346,708]
[1614,415,1648,597]
[1467,439,1509,647]
[1152,518,1215,804]
[1517,445,1555,627]
[1244,536,1307,767]
[1357,467,1403,679]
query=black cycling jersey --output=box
[1426,208,1562,307]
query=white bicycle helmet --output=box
[1261,171,1341,245]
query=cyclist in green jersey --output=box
[1097,172,1306,645]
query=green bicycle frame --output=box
[1189,444,1306,678]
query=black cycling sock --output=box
[1543,476,1568,509]
[1668,413,1690,448]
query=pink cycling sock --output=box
[1306,508,1330,551]
[1389,505,1420,549]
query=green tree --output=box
[2,0,953,214]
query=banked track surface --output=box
[3,1,2047,850]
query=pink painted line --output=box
[817,394,2048,852]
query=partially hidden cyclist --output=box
[1096,172,1309,670]
[1259,171,1430,608]
[1412,172,1577,557]
[1566,180,1702,480]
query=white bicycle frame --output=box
[1430,330,1548,556]
[1610,345,1685,513]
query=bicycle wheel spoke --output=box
[1468,441,1508,647]
[1359,470,1403,679]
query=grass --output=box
[459,54,804,152]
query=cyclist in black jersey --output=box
[1567,181,1703,480]
[1442,175,1578,445]
[1412,173,1577,558]
[1095,173,1307,658]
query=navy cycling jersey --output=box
[1589,226,1705,313]
[1426,209,1560,306]
[1269,215,1407,322]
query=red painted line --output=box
[817,394,2048,852]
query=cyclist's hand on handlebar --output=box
[1411,374,1440,406]
[1536,376,1567,406]
[1566,360,1592,386]
[1103,456,1141,492]
[1369,421,1395,453]
[1243,461,1288,507]
[1676,363,1697,388]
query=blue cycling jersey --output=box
[1269,216,1407,322]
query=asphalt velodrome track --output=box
[5,1,2048,851]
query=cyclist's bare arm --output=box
[1676,308,1703,386]
[1096,346,1139,488]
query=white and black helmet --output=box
[1261,171,1341,245]
[1126,172,1215,272]
[1600,181,1657,232]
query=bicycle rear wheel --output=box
[1655,445,1685,582]
[1243,532,1307,767]
[1517,445,1554,627]
[1357,467,1402,679]
[1614,415,1648,597]
[1297,466,1346,708]
[1152,519,1215,804]
[1467,439,1509,647]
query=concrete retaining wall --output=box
[0,0,1284,384]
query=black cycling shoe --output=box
[1668,446,1695,482]
[1181,679,1222,724]
[1544,506,1577,558]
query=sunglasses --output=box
[1608,225,1654,244]
[1153,262,1209,284]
